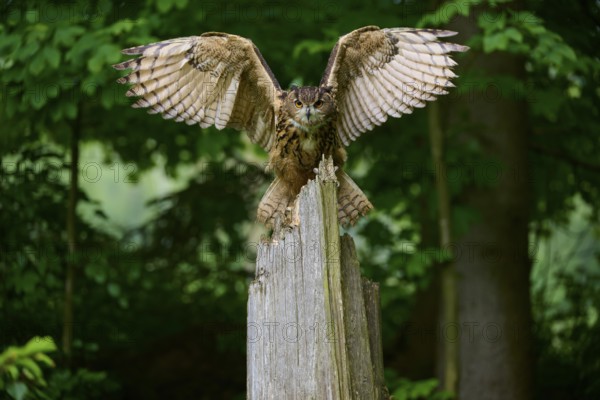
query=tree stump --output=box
[247,157,389,399]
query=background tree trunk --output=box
[449,10,534,400]
[63,112,80,366]
[428,102,459,393]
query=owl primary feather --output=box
[114,26,468,227]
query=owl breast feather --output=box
[268,118,345,193]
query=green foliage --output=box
[386,370,454,400]
[532,198,600,399]
[44,368,119,400]
[0,1,150,164]
[0,337,56,399]
[418,0,483,27]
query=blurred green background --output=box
[1,0,599,399]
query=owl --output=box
[114,26,468,227]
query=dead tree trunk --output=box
[247,157,389,399]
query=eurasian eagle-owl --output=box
[114,26,468,227]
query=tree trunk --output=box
[428,101,458,393]
[448,10,533,400]
[247,157,389,399]
[63,112,80,365]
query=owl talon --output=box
[283,201,300,227]
[315,165,339,174]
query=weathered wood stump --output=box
[247,157,389,399]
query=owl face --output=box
[283,86,335,130]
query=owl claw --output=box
[316,166,339,173]
[284,203,300,228]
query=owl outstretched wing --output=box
[114,33,282,150]
[320,26,469,146]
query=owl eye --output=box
[314,100,323,108]
[294,100,303,108]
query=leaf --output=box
[175,0,188,8]
[504,27,523,43]
[6,381,28,400]
[33,353,55,368]
[483,32,508,52]
[28,23,50,42]
[108,282,121,297]
[99,44,122,64]
[14,271,39,292]
[46,84,59,99]
[513,11,543,33]
[87,55,104,74]
[119,298,129,308]
[0,34,21,55]
[156,0,174,13]
[81,76,100,95]
[25,10,39,24]
[558,45,577,62]
[0,347,18,365]
[101,88,115,109]
[478,11,506,31]
[107,19,134,35]
[22,367,34,380]
[65,32,97,63]
[43,47,61,69]
[567,85,581,99]
[87,44,120,73]
[6,8,21,26]
[417,0,482,27]
[7,365,19,379]
[28,54,46,76]
[53,26,86,47]
[22,336,57,355]
[18,41,40,61]
[30,93,47,110]
[17,358,43,380]
[64,102,78,119]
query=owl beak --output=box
[306,107,311,121]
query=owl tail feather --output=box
[257,177,291,228]
[336,171,373,226]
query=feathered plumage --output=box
[114,26,468,227]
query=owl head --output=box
[282,86,335,130]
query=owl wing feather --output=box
[114,33,282,151]
[320,26,469,146]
